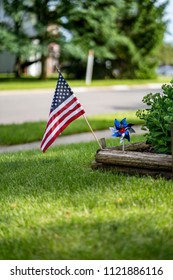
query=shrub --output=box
[136,80,173,154]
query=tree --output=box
[58,0,168,79]
[27,0,59,79]
[59,0,120,78]
[23,0,120,79]
[26,0,87,79]
[0,0,66,78]
[0,0,36,77]
[110,0,168,78]
[0,0,169,79]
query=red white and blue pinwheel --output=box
[109,118,135,149]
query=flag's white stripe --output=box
[42,97,81,144]
[49,94,77,120]
[48,99,80,131]
[41,107,83,151]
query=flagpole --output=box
[83,114,102,149]
[56,66,61,74]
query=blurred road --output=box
[0,84,162,124]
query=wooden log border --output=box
[95,150,172,171]
[92,123,173,180]
[91,160,173,179]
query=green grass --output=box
[0,75,171,90]
[0,135,173,260]
[0,111,143,145]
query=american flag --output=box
[40,73,85,152]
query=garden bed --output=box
[92,80,173,180]
[92,141,173,179]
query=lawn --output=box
[0,135,173,260]
[0,111,143,145]
[0,75,171,90]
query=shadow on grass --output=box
[0,217,173,260]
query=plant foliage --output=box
[136,80,173,154]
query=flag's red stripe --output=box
[41,105,84,151]
[41,103,83,149]
[42,111,84,151]
[59,109,85,136]
[41,96,78,141]
[41,110,85,152]
[47,96,78,128]
[41,97,83,145]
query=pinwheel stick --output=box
[122,139,125,152]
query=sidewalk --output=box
[0,126,144,153]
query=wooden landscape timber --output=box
[92,126,173,180]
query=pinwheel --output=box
[109,118,135,151]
